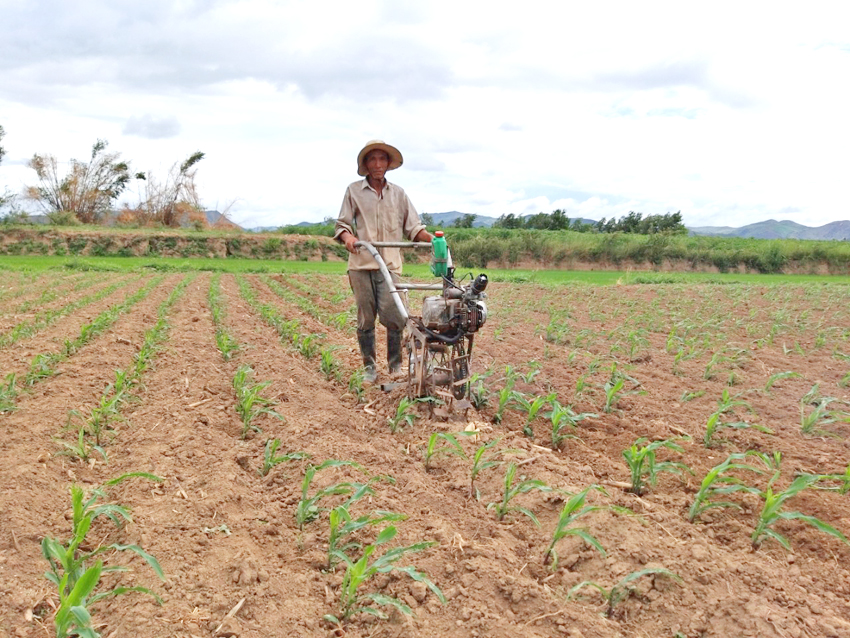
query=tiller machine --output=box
[355,232,488,406]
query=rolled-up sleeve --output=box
[334,186,355,242]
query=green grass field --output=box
[2,255,850,286]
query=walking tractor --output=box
[355,232,488,408]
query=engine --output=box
[420,274,488,335]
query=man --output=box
[335,140,432,384]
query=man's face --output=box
[365,150,389,182]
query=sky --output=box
[1,1,849,230]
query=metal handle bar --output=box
[353,241,444,321]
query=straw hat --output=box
[357,140,403,176]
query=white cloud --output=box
[1,1,849,229]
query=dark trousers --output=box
[348,270,407,332]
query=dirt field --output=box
[1,271,849,638]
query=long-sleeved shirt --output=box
[334,178,426,274]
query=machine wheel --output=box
[450,339,470,400]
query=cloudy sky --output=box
[1,1,849,229]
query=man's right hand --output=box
[341,231,359,254]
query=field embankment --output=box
[2,225,850,274]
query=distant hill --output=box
[690,219,850,241]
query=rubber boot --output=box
[387,329,403,378]
[357,329,377,383]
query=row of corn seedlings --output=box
[11,276,164,399]
[237,275,353,388]
[3,271,97,317]
[262,274,352,333]
[59,275,192,461]
[0,274,140,351]
[207,273,240,361]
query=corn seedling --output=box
[568,568,682,618]
[840,371,850,388]
[232,365,284,439]
[688,452,768,523]
[324,524,445,623]
[799,388,847,436]
[319,346,341,381]
[423,432,469,471]
[601,364,641,413]
[521,360,542,383]
[469,438,513,499]
[622,437,691,496]
[492,367,518,424]
[547,400,596,450]
[487,463,550,524]
[704,389,771,448]
[468,373,489,409]
[327,506,407,570]
[764,370,801,393]
[347,368,365,403]
[679,389,704,403]
[42,473,165,637]
[807,464,850,495]
[387,397,418,433]
[511,391,555,437]
[258,439,310,477]
[208,274,240,361]
[295,332,322,359]
[752,471,850,550]
[57,423,106,464]
[295,460,388,530]
[543,485,609,569]
[0,373,17,413]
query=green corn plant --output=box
[839,371,850,388]
[546,400,597,450]
[622,437,691,496]
[688,452,768,523]
[258,439,310,477]
[568,568,682,618]
[319,346,341,381]
[295,333,322,358]
[347,368,365,403]
[57,423,107,464]
[807,464,850,495]
[487,463,550,524]
[799,393,847,436]
[323,524,445,624]
[0,373,17,413]
[467,373,489,409]
[763,370,801,393]
[232,365,284,439]
[327,506,407,570]
[42,473,165,638]
[752,472,850,550]
[679,389,704,403]
[423,432,469,471]
[601,364,640,413]
[26,352,59,385]
[295,460,388,530]
[543,485,609,569]
[704,389,771,447]
[511,391,555,437]
[492,367,518,424]
[469,438,506,499]
[520,360,542,383]
[387,397,418,433]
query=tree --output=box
[0,125,23,221]
[494,213,522,229]
[420,212,434,226]
[119,151,205,227]
[452,213,477,228]
[26,140,131,225]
